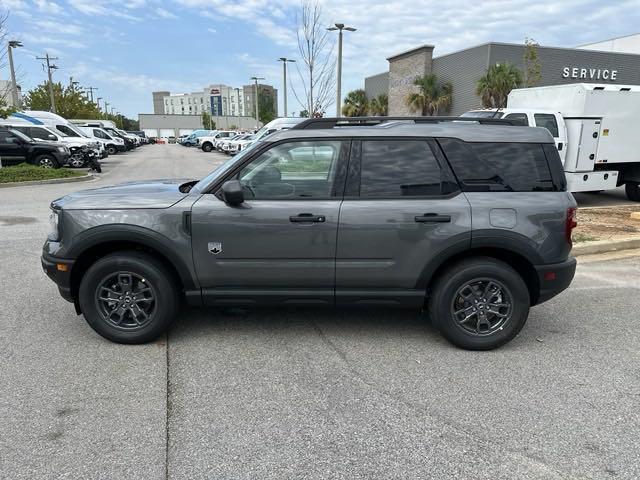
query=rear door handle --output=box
[415,213,451,223]
[289,213,326,223]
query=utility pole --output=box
[8,41,23,108]
[104,101,109,116]
[250,76,264,129]
[235,87,241,117]
[96,97,102,110]
[278,58,295,117]
[36,53,59,113]
[84,86,98,102]
[327,24,356,117]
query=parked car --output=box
[42,116,576,349]
[79,126,126,155]
[0,127,69,168]
[167,136,177,144]
[228,134,256,154]
[181,130,214,147]
[221,134,250,154]
[198,130,238,152]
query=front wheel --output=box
[78,251,179,343]
[202,142,213,152]
[428,257,530,350]
[107,145,117,155]
[625,182,640,202]
[35,154,59,169]
[69,153,86,168]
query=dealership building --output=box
[364,34,640,116]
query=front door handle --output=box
[415,213,451,223]
[289,213,326,223]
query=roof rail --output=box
[291,116,518,130]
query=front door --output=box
[191,139,349,305]
[336,139,472,307]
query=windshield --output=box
[51,127,69,137]
[191,141,263,193]
[460,111,504,119]
[8,129,32,142]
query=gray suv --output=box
[42,117,577,350]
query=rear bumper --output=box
[534,257,577,305]
[41,251,75,303]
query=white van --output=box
[79,126,126,155]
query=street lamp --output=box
[250,76,265,129]
[277,58,295,117]
[96,97,103,109]
[8,40,22,108]
[327,23,356,117]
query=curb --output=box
[573,238,640,256]
[0,173,94,188]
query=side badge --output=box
[208,242,222,255]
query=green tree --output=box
[523,37,542,87]
[405,74,452,116]
[476,63,523,108]
[201,110,212,129]
[368,93,388,116]
[299,109,310,118]
[258,91,276,124]
[342,89,369,117]
[23,82,103,118]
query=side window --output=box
[56,125,77,136]
[30,127,56,141]
[439,139,556,192]
[12,126,28,136]
[237,140,343,199]
[534,114,559,138]
[504,113,529,126]
[0,131,17,144]
[359,140,449,197]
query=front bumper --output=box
[54,151,70,166]
[534,257,577,305]
[41,251,75,303]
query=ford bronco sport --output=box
[42,117,577,350]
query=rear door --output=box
[335,138,471,307]
[0,130,27,165]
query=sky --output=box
[3,0,639,118]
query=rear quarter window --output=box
[438,139,559,192]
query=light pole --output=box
[250,76,264,129]
[104,101,109,116]
[235,87,241,117]
[8,40,22,108]
[277,58,295,117]
[327,23,356,117]
[96,97,102,110]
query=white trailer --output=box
[507,83,640,200]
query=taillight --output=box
[566,207,578,245]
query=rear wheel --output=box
[107,145,117,155]
[78,251,179,343]
[428,257,530,350]
[625,182,640,202]
[35,154,59,169]
[202,142,213,152]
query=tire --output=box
[35,154,59,169]
[78,251,179,344]
[202,142,213,152]
[107,145,117,155]
[69,153,86,168]
[625,182,640,202]
[428,257,530,350]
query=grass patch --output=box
[572,232,598,243]
[0,163,84,184]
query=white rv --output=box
[464,84,640,200]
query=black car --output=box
[0,128,70,168]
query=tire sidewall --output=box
[107,145,117,155]
[202,142,212,152]
[36,154,59,169]
[78,252,178,343]
[430,259,530,350]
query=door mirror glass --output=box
[48,134,57,141]
[221,180,245,206]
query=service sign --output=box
[562,66,618,81]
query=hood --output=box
[52,178,195,210]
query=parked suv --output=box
[41,117,577,350]
[0,127,69,167]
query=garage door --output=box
[143,129,158,138]
[159,129,174,138]
[178,129,194,136]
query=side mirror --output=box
[48,135,57,141]
[221,180,244,206]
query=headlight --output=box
[57,146,65,153]
[48,209,60,241]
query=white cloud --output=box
[33,0,63,14]
[28,19,84,35]
[156,7,177,19]
[207,27,217,34]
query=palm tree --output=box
[476,63,523,108]
[369,93,388,116]
[405,74,453,116]
[342,89,369,117]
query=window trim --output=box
[344,137,461,200]
[210,138,351,201]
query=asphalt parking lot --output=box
[1,144,639,479]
